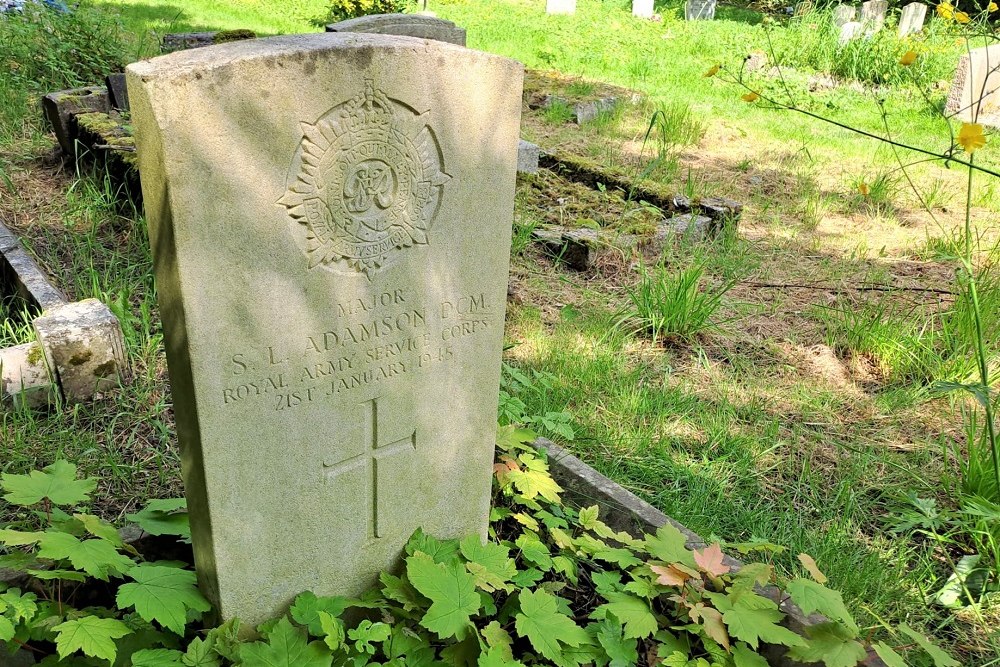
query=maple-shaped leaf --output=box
[732,642,769,667]
[496,425,537,451]
[116,564,212,635]
[289,591,349,636]
[591,593,658,639]
[693,544,730,577]
[688,602,729,650]
[651,563,696,587]
[479,646,528,667]
[73,513,124,548]
[26,568,87,582]
[642,524,696,568]
[872,641,908,667]
[380,571,423,612]
[514,588,590,662]
[405,528,461,565]
[506,468,562,504]
[0,588,37,623]
[786,622,867,667]
[711,589,805,650]
[898,623,960,667]
[0,529,44,546]
[577,505,600,529]
[184,636,222,667]
[127,499,191,539]
[318,611,345,651]
[52,615,132,663]
[481,620,515,661]
[131,648,185,665]
[240,617,332,667]
[36,532,134,581]
[461,535,517,593]
[785,578,857,632]
[596,614,639,667]
[2,461,97,507]
[406,551,480,639]
[515,534,553,570]
[797,553,828,584]
[0,615,14,642]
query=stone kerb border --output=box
[0,220,127,408]
[532,438,888,667]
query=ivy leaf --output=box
[1,460,97,507]
[406,551,480,639]
[797,553,828,584]
[183,636,221,667]
[898,623,959,667]
[240,617,332,667]
[732,642,769,667]
[785,578,857,632]
[641,524,696,568]
[116,564,212,635]
[289,591,349,636]
[591,593,658,639]
[479,646,527,667]
[872,641,909,667]
[596,614,639,667]
[52,616,132,663]
[131,648,185,666]
[692,544,730,577]
[461,535,517,593]
[36,532,134,581]
[514,588,590,662]
[787,622,867,667]
[127,499,190,538]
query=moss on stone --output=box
[213,29,256,44]
[26,344,44,366]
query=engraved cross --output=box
[322,397,416,539]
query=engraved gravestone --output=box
[685,0,716,20]
[127,33,523,629]
[326,13,466,46]
[946,44,1000,127]
[897,1,926,36]
[632,0,654,18]
[832,4,856,28]
[860,0,887,32]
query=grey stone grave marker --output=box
[546,0,576,14]
[897,1,927,36]
[633,0,654,18]
[860,0,887,32]
[832,4,857,27]
[838,20,863,44]
[326,13,466,46]
[127,33,523,629]
[685,0,717,20]
[946,44,1000,127]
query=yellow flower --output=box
[742,92,760,102]
[858,182,870,196]
[959,123,987,153]
[937,2,954,18]
[990,1,998,11]
[704,64,720,78]
[955,10,971,22]
[900,50,918,66]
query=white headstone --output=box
[127,33,524,629]
[860,0,887,32]
[832,4,857,28]
[546,0,576,15]
[838,20,863,45]
[632,0,655,18]
[897,2,927,36]
[946,44,1000,127]
[685,0,716,20]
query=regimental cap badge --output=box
[278,80,450,279]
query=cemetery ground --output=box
[3,0,1000,662]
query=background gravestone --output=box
[546,0,576,14]
[860,0,887,32]
[632,0,654,18]
[897,2,926,36]
[685,0,716,20]
[127,33,523,629]
[832,4,856,27]
[839,20,863,44]
[946,44,1000,127]
[326,13,466,46]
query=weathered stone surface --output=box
[0,342,52,409]
[532,226,636,270]
[517,139,540,174]
[128,33,523,629]
[632,0,654,18]
[698,196,744,221]
[326,13,466,46]
[685,0,716,20]
[860,0,887,32]
[838,20,863,44]
[32,299,126,403]
[946,44,1000,127]
[831,4,856,27]
[40,86,110,156]
[72,112,139,195]
[162,31,216,52]
[897,1,926,36]
[658,213,714,238]
[745,51,768,73]
[0,221,66,311]
[546,0,576,14]
[546,95,621,124]
[106,72,129,111]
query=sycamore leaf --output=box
[785,578,857,632]
[786,622,866,667]
[642,524,696,568]
[461,535,517,593]
[289,591,349,636]
[52,616,132,663]
[898,623,959,667]
[688,603,729,650]
[591,593,658,639]
[712,590,805,650]
[596,615,639,667]
[73,513,124,548]
[240,617,332,667]
[0,588,37,623]
[514,589,590,662]
[406,528,461,565]
[515,534,553,570]
[36,532,134,581]
[578,505,599,529]
[797,554,828,584]
[0,529,44,546]
[348,619,389,654]
[1,460,97,507]
[26,568,87,582]
[732,642,769,667]
[380,571,423,612]
[406,551,480,639]
[482,620,515,661]
[496,425,537,451]
[651,563,694,587]
[127,499,190,538]
[479,646,528,667]
[506,468,562,503]
[0,616,14,642]
[693,544,730,577]
[317,611,344,652]
[116,564,212,635]
[872,641,909,667]
[131,648,185,666]
[183,636,222,667]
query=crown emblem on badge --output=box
[278,80,450,279]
